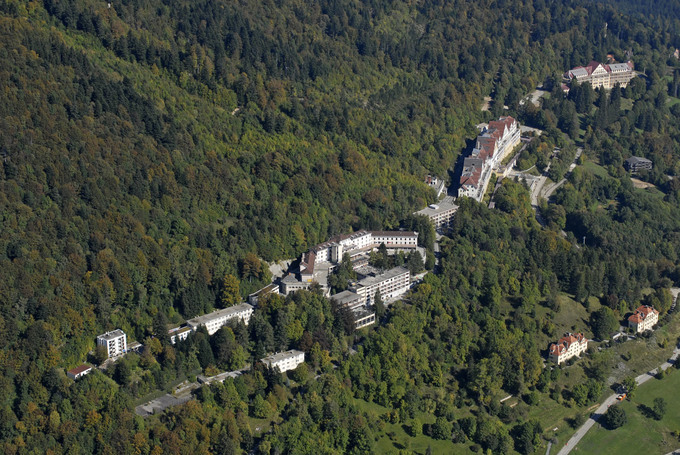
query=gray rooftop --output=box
[261,349,304,364]
[187,303,253,326]
[416,198,459,217]
[330,290,362,305]
[626,156,651,164]
[569,67,589,78]
[98,329,125,341]
[609,63,631,71]
[356,266,409,288]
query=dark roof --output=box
[625,156,652,165]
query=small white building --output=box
[186,303,254,336]
[97,329,127,358]
[261,350,305,373]
[168,326,192,344]
[67,364,93,380]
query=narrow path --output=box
[557,343,680,455]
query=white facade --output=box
[565,61,635,90]
[67,364,93,380]
[186,303,254,335]
[168,326,192,344]
[548,333,588,365]
[97,329,127,358]
[354,266,411,305]
[628,305,659,333]
[416,197,458,229]
[261,350,305,373]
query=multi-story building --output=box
[624,156,653,173]
[415,196,458,230]
[97,329,127,358]
[186,303,254,335]
[67,364,93,380]
[352,266,411,305]
[331,290,376,329]
[565,60,636,90]
[548,332,588,365]
[261,350,305,373]
[458,117,521,202]
[628,305,659,333]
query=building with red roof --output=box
[458,116,520,201]
[67,364,93,380]
[628,305,659,333]
[548,332,588,365]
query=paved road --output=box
[557,344,680,455]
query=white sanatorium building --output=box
[261,350,305,373]
[281,230,418,295]
[458,116,520,202]
[186,303,254,336]
[97,329,127,358]
[564,60,635,90]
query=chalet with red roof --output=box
[628,305,659,333]
[564,60,635,90]
[458,116,520,201]
[548,332,588,365]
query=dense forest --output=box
[2,0,680,453]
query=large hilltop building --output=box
[281,230,419,295]
[564,60,635,90]
[458,116,520,201]
[548,332,588,365]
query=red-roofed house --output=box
[548,333,588,365]
[458,116,520,201]
[628,305,659,333]
[67,364,93,380]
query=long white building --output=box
[186,303,254,335]
[352,266,411,305]
[459,116,520,202]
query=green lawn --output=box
[575,365,680,454]
[582,161,610,179]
